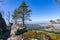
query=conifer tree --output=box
[55,0,60,5]
[13,1,32,27]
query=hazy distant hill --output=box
[26,24,41,27]
[26,24,44,30]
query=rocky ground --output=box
[7,35,23,40]
[7,24,22,40]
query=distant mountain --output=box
[26,21,50,24]
[26,24,41,27]
[25,24,44,30]
[25,21,51,27]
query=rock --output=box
[7,35,22,40]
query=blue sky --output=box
[0,0,60,23]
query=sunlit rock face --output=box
[7,35,22,40]
[10,23,25,36]
[52,24,60,29]
[44,25,55,31]
[10,24,20,36]
[7,23,23,40]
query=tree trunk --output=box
[22,8,25,28]
[22,11,24,27]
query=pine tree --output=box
[55,0,60,5]
[13,1,32,27]
[50,20,56,24]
